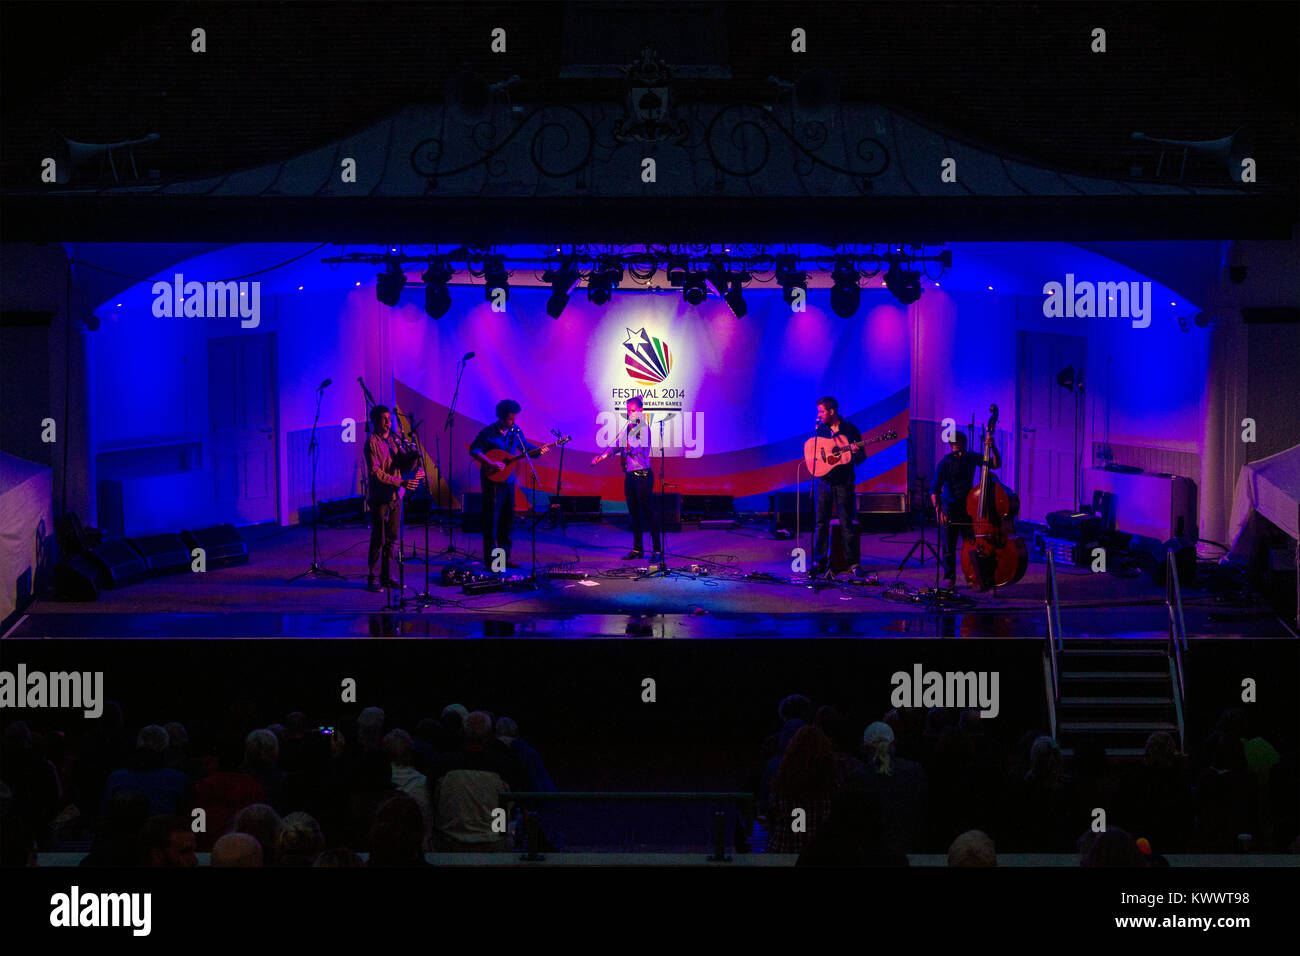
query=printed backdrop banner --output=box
[391,287,909,509]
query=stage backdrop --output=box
[390,287,909,511]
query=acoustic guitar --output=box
[803,430,897,474]
[472,435,571,483]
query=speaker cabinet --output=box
[769,491,814,538]
[181,525,249,569]
[650,492,682,534]
[125,533,191,576]
[87,540,147,588]
[53,554,100,601]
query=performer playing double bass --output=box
[930,430,1000,590]
[468,399,549,569]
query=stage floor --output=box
[8,518,1293,639]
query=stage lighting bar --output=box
[422,259,453,318]
[830,257,861,317]
[484,255,509,303]
[587,256,623,306]
[543,257,581,318]
[376,260,406,307]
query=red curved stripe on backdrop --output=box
[395,381,909,508]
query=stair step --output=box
[1061,648,1168,656]
[1059,696,1172,706]
[1061,721,1178,733]
[1061,672,1169,681]
[1062,747,1146,759]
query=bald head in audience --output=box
[948,830,997,867]
[212,833,263,867]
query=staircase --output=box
[1056,639,1182,761]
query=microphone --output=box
[462,351,475,361]
[318,378,332,390]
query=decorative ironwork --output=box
[705,104,890,184]
[612,47,690,145]
[410,106,595,191]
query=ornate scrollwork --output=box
[411,106,594,189]
[705,104,890,184]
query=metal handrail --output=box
[1045,550,1062,700]
[1166,554,1189,750]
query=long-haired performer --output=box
[591,395,662,562]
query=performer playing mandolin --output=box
[469,399,549,569]
[810,395,864,577]
[930,430,1001,590]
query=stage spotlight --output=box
[422,260,453,319]
[1056,365,1083,392]
[484,255,509,304]
[543,259,580,318]
[830,258,861,317]
[376,262,406,307]
[705,261,730,298]
[723,275,749,318]
[587,256,623,306]
[682,274,707,306]
[884,263,922,305]
[775,254,807,305]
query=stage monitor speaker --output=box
[181,525,249,569]
[769,491,814,537]
[126,533,191,576]
[1130,535,1195,587]
[549,495,603,521]
[651,492,683,534]
[682,494,736,520]
[87,540,147,588]
[53,554,100,601]
[856,491,909,531]
[318,495,365,524]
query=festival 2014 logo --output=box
[623,327,672,384]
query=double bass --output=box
[959,404,1028,591]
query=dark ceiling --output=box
[2,0,1296,189]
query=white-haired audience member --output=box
[230,803,283,865]
[948,829,997,866]
[276,811,325,866]
[428,711,526,852]
[211,832,263,867]
[385,729,433,845]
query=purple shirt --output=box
[621,420,653,473]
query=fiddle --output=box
[959,404,1028,591]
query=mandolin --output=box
[472,435,571,483]
[959,404,1028,591]
[803,431,897,475]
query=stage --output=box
[7,518,1290,639]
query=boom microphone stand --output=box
[287,381,346,583]
[898,433,941,570]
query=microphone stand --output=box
[438,356,472,559]
[511,423,543,591]
[898,433,940,570]
[287,384,345,583]
[547,427,568,535]
[635,417,671,580]
[808,416,829,592]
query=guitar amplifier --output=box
[1034,531,1096,569]
[1046,510,1103,543]
[650,492,682,534]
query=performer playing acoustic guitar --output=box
[930,430,1001,589]
[591,395,662,562]
[468,399,549,569]
[810,396,864,578]
[364,405,424,592]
